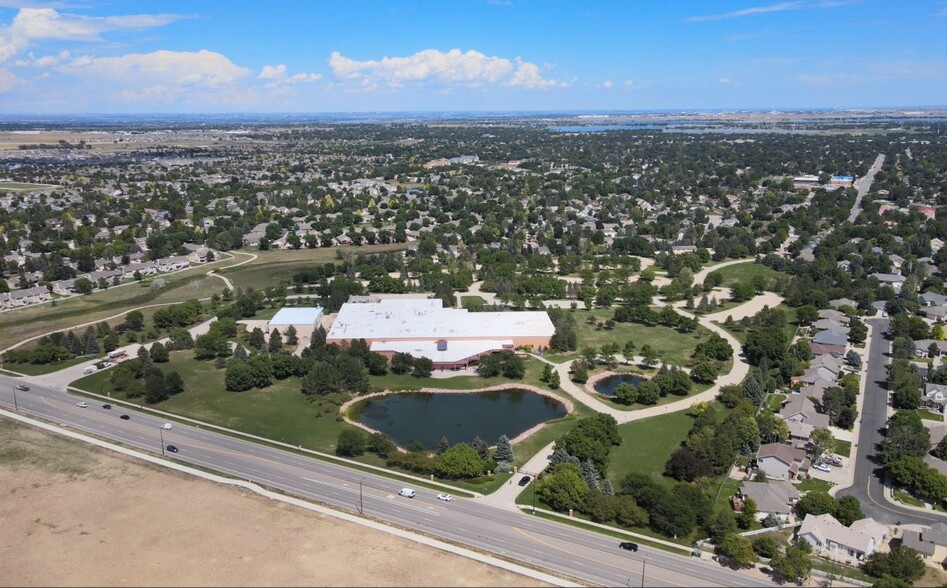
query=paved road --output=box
[0,375,771,588]
[847,154,885,223]
[837,319,947,525]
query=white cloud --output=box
[602,80,614,88]
[624,79,638,89]
[58,49,249,88]
[719,77,732,84]
[13,49,70,67]
[687,0,858,22]
[0,7,184,64]
[0,67,17,92]
[329,48,557,90]
[507,61,558,89]
[257,63,321,87]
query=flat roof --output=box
[268,307,324,326]
[371,339,514,363]
[327,299,554,341]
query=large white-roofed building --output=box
[326,299,554,369]
[266,307,324,341]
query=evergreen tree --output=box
[149,341,169,363]
[437,436,450,455]
[471,436,490,460]
[268,329,283,353]
[84,329,99,355]
[285,325,298,345]
[67,331,83,356]
[137,345,151,368]
[232,344,249,362]
[548,370,561,389]
[249,327,266,351]
[495,435,515,464]
[602,479,615,496]
[581,459,601,491]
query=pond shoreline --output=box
[339,384,574,450]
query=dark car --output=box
[102,404,112,410]
[15,384,29,391]
[619,542,639,552]
[166,445,179,453]
[518,475,531,486]
[119,414,130,420]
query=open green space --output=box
[795,477,834,494]
[834,439,851,458]
[460,295,487,310]
[714,303,799,346]
[219,243,408,291]
[764,393,786,413]
[0,181,59,191]
[902,408,945,422]
[3,355,95,376]
[573,307,717,367]
[893,488,925,507]
[367,355,550,393]
[811,557,875,584]
[608,409,696,488]
[706,262,785,288]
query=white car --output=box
[76,401,88,408]
[813,463,831,473]
[437,493,453,502]
[161,423,173,430]
[397,488,416,498]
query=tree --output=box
[795,491,837,518]
[548,370,561,389]
[437,436,450,455]
[863,546,925,583]
[144,369,169,403]
[834,495,864,526]
[717,534,759,567]
[795,305,818,325]
[536,463,589,512]
[301,361,343,395]
[708,510,739,544]
[691,361,719,384]
[149,341,169,363]
[882,411,930,462]
[636,380,661,405]
[845,349,862,368]
[495,435,514,464]
[84,329,99,355]
[471,436,490,460]
[125,310,144,331]
[268,329,283,353]
[664,447,714,481]
[249,327,266,351]
[570,361,588,383]
[137,345,151,368]
[435,443,486,479]
[752,535,779,559]
[285,325,298,346]
[336,428,367,457]
[640,344,659,367]
[770,540,812,584]
[738,498,757,530]
[165,371,184,396]
[391,352,414,375]
[225,360,255,392]
[412,356,433,378]
[809,427,836,464]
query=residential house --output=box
[812,319,849,334]
[889,254,905,272]
[829,298,857,310]
[779,395,830,431]
[126,261,157,276]
[156,256,190,272]
[757,443,810,480]
[810,354,844,378]
[0,286,51,310]
[817,309,850,324]
[870,273,906,293]
[915,340,947,358]
[922,306,947,321]
[812,330,848,348]
[89,268,124,284]
[901,522,947,562]
[737,481,800,523]
[920,292,947,307]
[924,384,947,413]
[51,279,77,296]
[798,514,888,561]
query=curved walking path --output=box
[691,257,755,286]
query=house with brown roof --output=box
[757,443,810,480]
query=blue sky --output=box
[0,0,944,113]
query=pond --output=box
[350,389,567,449]
[594,373,645,396]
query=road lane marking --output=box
[511,527,693,587]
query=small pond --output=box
[594,373,645,396]
[350,389,567,449]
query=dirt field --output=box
[0,419,547,587]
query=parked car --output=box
[825,456,843,466]
[813,463,831,473]
[166,445,179,453]
[619,542,639,552]
[102,404,112,410]
[398,488,416,498]
[76,401,88,408]
[437,493,453,502]
[14,384,29,391]
[120,414,130,420]
[518,475,531,486]
[161,423,173,430]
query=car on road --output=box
[619,542,639,552]
[437,493,453,502]
[76,401,88,408]
[166,445,179,453]
[14,384,29,391]
[119,414,130,420]
[161,423,173,430]
[398,488,416,498]
[518,475,531,486]
[813,463,831,473]
[102,404,111,410]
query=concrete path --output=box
[691,258,755,287]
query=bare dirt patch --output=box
[0,420,546,587]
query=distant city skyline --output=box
[0,0,945,113]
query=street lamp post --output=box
[640,557,647,588]
[358,479,364,515]
[12,385,18,412]
[159,427,165,456]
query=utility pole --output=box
[358,479,364,515]
[12,385,18,412]
[532,485,536,514]
[640,557,647,588]
[159,427,165,456]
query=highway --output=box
[837,319,947,525]
[847,153,885,223]
[0,374,771,588]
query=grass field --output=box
[834,439,852,458]
[795,477,834,493]
[707,263,785,288]
[3,355,96,376]
[714,303,799,346]
[572,308,717,367]
[219,244,408,291]
[608,409,696,488]
[0,181,59,191]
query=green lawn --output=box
[608,409,696,488]
[368,356,550,393]
[2,355,98,376]
[461,295,487,310]
[834,439,851,458]
[714,303,799,346]
[893,488,925,507]
[707,262,785,288]
[573,308,718,367]
[795,477,834,493]
[764,393,786,413]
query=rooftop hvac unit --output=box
[437,340,448,351]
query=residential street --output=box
[837,318,947,524]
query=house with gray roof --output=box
[738,481,799,523]
[901,522,947,561]
[812,329,848,347]
[920,292,947,307]
[757,443,810,480]
[870,273,906,293]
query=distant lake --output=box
[350,389,567,449]
[594,374,645,396]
